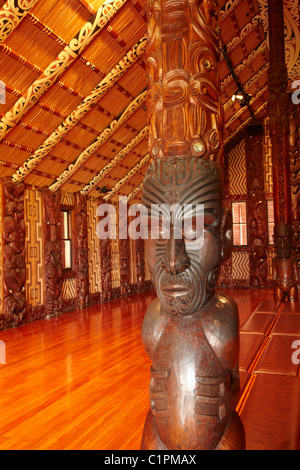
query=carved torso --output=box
[142,293,239,450]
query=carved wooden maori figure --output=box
[74,192,89,308]
[245,126,268,288]
[42,188,63,317]
[3,180,26,327]
[272,222,299,302]
[140,0,244,450]
[141,157,245,450]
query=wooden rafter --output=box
[80,126,149,195]
[0,0,39,44]
[103,153,150,201]
[11,35,146,183]
[49,89,147,192]
[0,0,128,140]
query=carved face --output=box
[274,222,292,259]
[142,156,231,316]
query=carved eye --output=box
[183,215,203,240]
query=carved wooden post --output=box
[289,106,300,268]
[140,0,245,450]
[267,0,291,226]
[136,237,145,291]
[2,179,26,327]
[118,205,130,296]
[268,0,298,301]
[42,188,63,317]
[74,192,89,308]
[98,197,112,302]
[245,124,268,288]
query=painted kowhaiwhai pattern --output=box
[12,36,146,184]
[0,0,128,140]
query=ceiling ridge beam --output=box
[49,91,147,192]
[103,153,150,201]
[80,125,149,196]
[11,35,146,183]
[0,0,39,44]
[0,0,128,141]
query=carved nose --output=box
[161,228,190,275]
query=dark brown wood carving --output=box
[267,0,291,227]
[2,179,26,327]
[267,0,297,300]
[42,187,63,317]
[273,222,299,302]
[289,105,300,269]
[136,237,145,291]
[245,124,268,288]
[140,0,245,450]
[119,211,130,295]
[100,238,112,302]
[74,192,89,308]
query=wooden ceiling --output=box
[0,0,299,205]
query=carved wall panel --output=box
[24,187,44,322]
[289,105,300,267]
[110,205,120,290]
[228,139,247,196]
[87,197,101,296]
[98,197,112,302]
[74,192,89,308]
[245,125,268,288]
[100,237,112,302]
[2,179,26,327]
[263,118,273,195]
[118,207,130,296]
[136,237,145,291]
[42,187,63,317]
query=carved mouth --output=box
[162,284,192,296]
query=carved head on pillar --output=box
[274,222,293,260]
[142,155,232,316]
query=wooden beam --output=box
[11,36,146,184]
[267,0,291,226]
[48,90,147,192]
[80,126,148,195]
[103,153,150,201]
[0,0,39,44]
[0,0,128,141]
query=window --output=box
[267,199,275,245]
[61,209,73,269]
[232,201,247,246]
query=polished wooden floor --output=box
[0,288,289,450]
